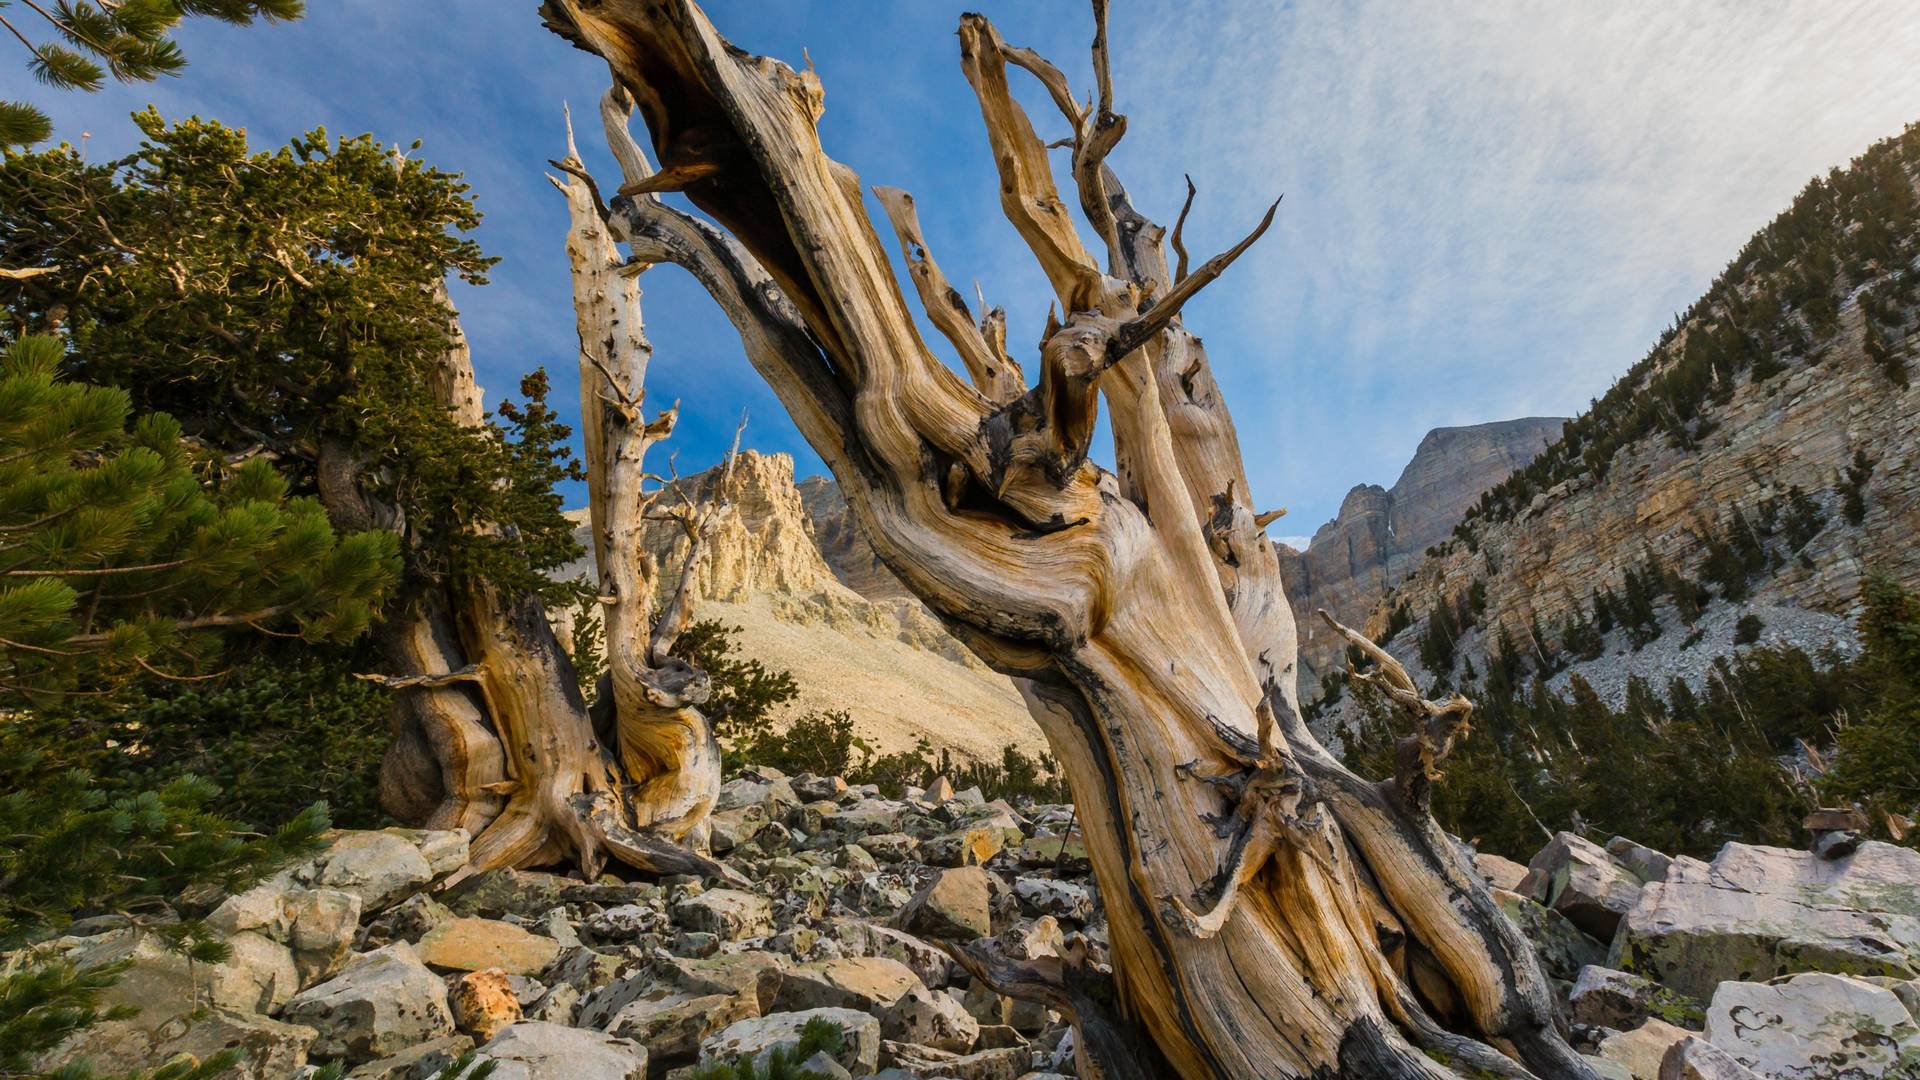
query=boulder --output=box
[345,1035,474,1080]
[774,956,923,1012]
[459,1021,648,1080]
[451,968,522,1042]
[524,946,635,1024]
[1612,841,1920,1000]
[1656,1037,1763,1080]
[1475,852,1531,893]
[440,868,572,920]
[862,833,922,863]
[281,942,454,1064]
[40,1008,317,1080]
[897,867,994,940]
[701,1007,882,1075]
[672,888,773,941]
[287,888,363,986]
[279,831,434,911]
[1013,878,1094,923]
[64,925,297,1018]
[1571,965,1702,1031]
[879,1041,1028,1080]
[834,921,955,989]
[657,950,788,1013]
[1493,888,1607,985]
[1607,837,1674,884]
[417,917,564,975]
[1519,831,1645,941]
[1595,1018,1691,1080]
[923,827,1008,868]
[1704,972,1920,1080]
[882,983,981,1053]
[602,990,758,1061]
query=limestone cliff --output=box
[560,451,1043,760]
[1361,122,1920,702]
[1282,418,1565,694]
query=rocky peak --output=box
[1284,417,1566,696]
[643,450,839,604]
[797,475,912,602]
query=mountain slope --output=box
[1282,417,1566,693]
[559,451,1043,759]
[1365,122,1920,701]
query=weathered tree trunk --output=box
[538,1,1595,1076]
[353,133,740,885]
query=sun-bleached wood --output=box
[538,1,1594,1075]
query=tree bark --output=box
[538,1,1594,1076]
[349,152,737,885]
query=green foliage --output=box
[732,708,863,778]
[1377,600,1413,645]
[1347,579,1920,858]
[44,643,393,829]
[1840,450,1875,526]
[1782,485,1825,551]
[672,620,799,742]
[0,0,302,148]
[1418,598,1462,681]
[0,751,329,948]
[1734,614,1765,646]
[1466,123,1920,528]
[691,1017,844,1080]
[0,336,399,705]
[0,114,582,606]
[1823,576,1920,841]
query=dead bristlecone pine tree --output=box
[351,111,749,890]
[532,2,1597,1076]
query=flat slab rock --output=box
[1704,972,1920,1080]
[455,1021,647,1080]
[1612,840,1920,1000]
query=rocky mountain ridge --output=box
[1279,417,1565,695]
[1357,123,1920,701]
[558,451,1044,760]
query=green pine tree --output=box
[0,335,400,704]
[0,0,302,148]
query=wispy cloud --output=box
[10,1,1920,527]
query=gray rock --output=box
[1475,852,1531,892]
[1656,1037,1762,1080]
[657,950,788,1013]
[1013,878,1093,923]
[1704,972,1920,1080]
[281,941,454,1064]
[882,983,981,1053]
[601,989,757,1062]
[1607,837,1675,884]
[774,956,923,1012]
[458,1021,648,1080]
[880,1040,1027,1080]
[701,1007,882,1075]
[345,1034,474,1080]
[1519,832,1645,941]
[897,867,994,940]
[279,831,434,912]
[1571,965,1702,1032]
[288,888,364,986]
[440,869,571,920]
[1612,841,1920,1000]
[672,887,773,941]
[40,1007,317,1080]
[1493,888,1608,986]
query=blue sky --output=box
[10,1,1920,541]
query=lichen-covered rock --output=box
[40,1008,317,1080]
[601,989,757,1062]
[281,942,453,1064]
[1657,1036,1763,1080]
[440,868,573,920]
[657,950,788,1013]
[1612,841,1920,999]
[1519,831,1645,941]
[1703,972,1920,1080]
[277,831,433,912]
[458,1021,647,1080]
[896,866,994,940]
[344,1035,474,1080]
[1013,877,1093,923]
[701,1007,882,1075]
[672,887,773,941]
[879,1040,1028,1080]
[774,956,923,1012]
[882,983,980,1053]
[1493,888,1608,986]
[1475,851,1531,893]
[1571,965,1704,1031]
